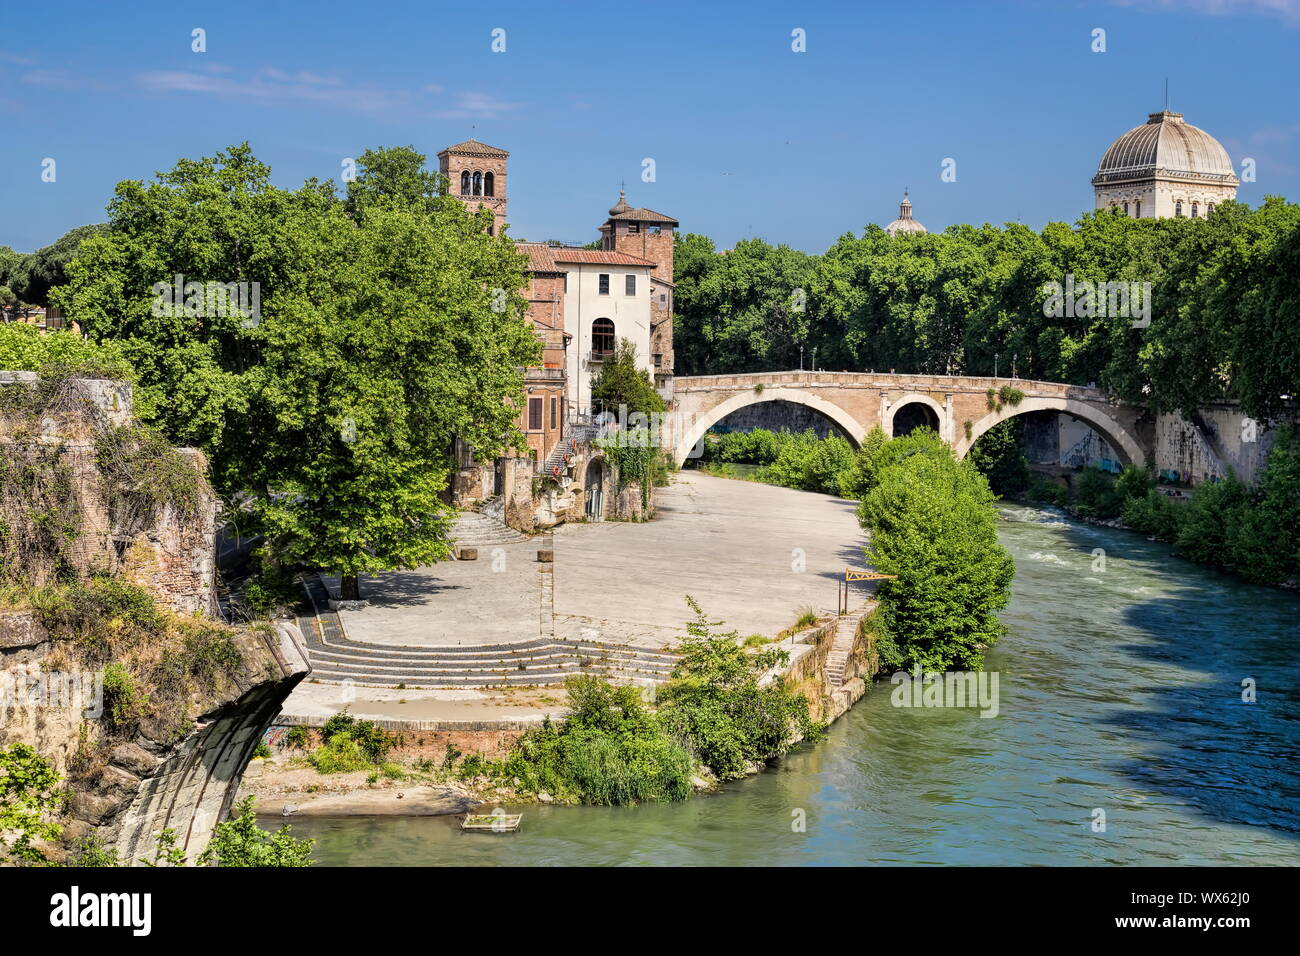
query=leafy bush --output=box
[0,324,135,382]
[0,744,63,865]
[502,676,694,805]
[656,597,820,782]
[308,712,393,772]
[1122,488,1184,541]
[197,795,313,867]
[1072,466,1126,519]
[758,429,855,494]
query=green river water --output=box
[283,506,1299,865]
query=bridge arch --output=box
[956,397,1145,467]
[884,393,947,439]
[673,387,866,466]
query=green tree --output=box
[967,419,1030,496]
[55,144,539,600]
[858,433,1014,671]
[673,235,814,374]
[0,744,63,866]
[590,337,665,416]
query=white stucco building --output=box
[1092,110,1239,219]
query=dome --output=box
[608,189,630,216]
[884,192,927,236]
[1093,111,1237,184]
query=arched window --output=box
[473,172,482,196]
[1191,201,1199,218]
[1207,203,1215,216]
[1135,200,1141,218]
[1123,201,1129,216]
[460,171,470,195]
[592,318,615,357]
[1175,200,1183,217]
[484,172,495,197]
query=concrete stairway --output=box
[825,614,860,688]
[302,633,679,689]
[451,510,528,547]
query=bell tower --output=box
[437,139,509,235]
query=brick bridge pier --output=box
[667,371,1151,468]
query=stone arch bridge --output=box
[667,371,1151,468]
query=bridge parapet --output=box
[667,370,1147,467]
[672,370,1109,403]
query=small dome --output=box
[1094,111,1237,183]
[885,191,927,236]
[609,189,630,216]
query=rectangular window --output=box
[598,274,609,295]
[563,273,568,293]
[528,398,542,431]
[550,397,557,429]
[627,222,639,234]
[625,274,636,296]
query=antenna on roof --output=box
[1164,77,1168,112]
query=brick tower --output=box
[600,191,679,386]
[437,139,509,235]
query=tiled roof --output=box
[516,243,658,271]
[549,248,656,267]
[516,243,563,272]
[438,139,509,157]
[608,207,678,225]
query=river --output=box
[284,506,1299,865]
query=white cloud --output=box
[1109,0,1300,24]
[134,67,520,120]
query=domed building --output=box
[884,191,927,236]
[1092,110,1238,219]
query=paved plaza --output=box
[283,472,869,722]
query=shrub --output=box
[501,676,694,805]
[656,597,820,781]
[0,744,63,865]
[1073,466,1126,519]
[308,713,393,772]
[967,419,1029,496]
[198,795,313,867]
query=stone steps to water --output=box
[825,614,861,688]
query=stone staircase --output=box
[301,629,680,689]
[539,424,600,477]
[451,510,528,547]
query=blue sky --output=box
[1,0,1296,253]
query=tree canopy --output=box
[53,143,539,597]
[674,200,1300,423]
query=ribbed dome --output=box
[885,192,927,237]
[1094,111,1236,182]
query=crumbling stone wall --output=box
[0,373,216,615]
